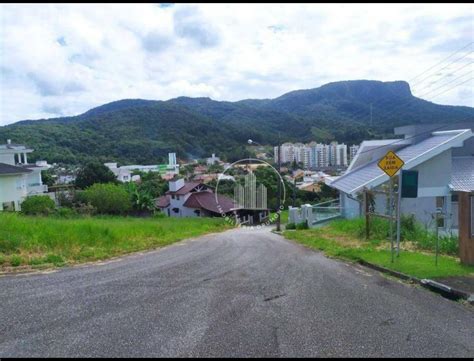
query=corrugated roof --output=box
[0,163,32,175]
[451,157,474,192]
[330,129,473,195]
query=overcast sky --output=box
[0,3,472,125]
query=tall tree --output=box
[75,162,117,189]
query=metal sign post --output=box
[378,150,405,261]
[389,177,394,263]
[396,170,402,257]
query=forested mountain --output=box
[1,80,473,165]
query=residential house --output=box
[156,178,269,224]
[329,123,474,233]
[206,153,221,165]
[0,140,51,211]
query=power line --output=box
[413,60,473,94]
[334,42,473,124]
[346,63,473,127]
[408,41,473,83]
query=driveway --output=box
[0,227,473,357]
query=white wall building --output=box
[206,153,220,165]
[105,152,179,182]
[0,140,51,211]
[275,141,348,168]
[349,144,360,163]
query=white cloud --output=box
[0,3,472,124]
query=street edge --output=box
[358,260,474,305]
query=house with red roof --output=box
[155,178,270,224]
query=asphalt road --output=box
[0,227,473,357]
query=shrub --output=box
[55,207,78,219]
[296,220,309,230]
[21,196,56,216]
[286,222,296,230]
[10,255,23,267]
[83,183,132,215]
[74,202,97,216]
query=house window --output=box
[171,195,175,199]
[194,209,200,216]
[2,202,15,211]
[176,195,180,201]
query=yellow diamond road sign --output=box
[378,150,405,177]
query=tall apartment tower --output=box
[349,144,360,163]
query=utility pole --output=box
[277,132,282,232]
[370,103,373,127]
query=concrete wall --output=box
[0,174,28,211]
[458,192,474,265]
[341,193,361,219]
[0,153,15,165]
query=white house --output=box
[156,178,269,224]
[206,153,221,166]
[329,123,474,233]
[156,178,236,218]
[0,140,51,211]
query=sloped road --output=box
[0,227,473,357]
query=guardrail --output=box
[289,198,342,228]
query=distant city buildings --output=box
[274,141,354,169]
[349,144,360,163]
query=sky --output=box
[0,3,473,125]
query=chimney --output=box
[169,178,185,192]
[7,139,11,145]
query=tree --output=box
[75,162,117,189]
[124,182,155,213]
[83,183,131,215]
[41,169,55,187]
[208,163,224,174]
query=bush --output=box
[83,183,132,215]
[74,202,97,216]
[296,220,309,230]
[286,222,296,230]
[54,207,78,219]
[21,196,56,216]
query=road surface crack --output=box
[264,293,287,302]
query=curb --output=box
[357,260,474,305]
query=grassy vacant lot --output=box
[284,218,474,279]
[0,213,232,270]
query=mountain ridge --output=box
[1,79,473,165]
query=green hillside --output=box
[1,80,472,165]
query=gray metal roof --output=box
[451,157,474,192]
[0,163,32,175]
[330,129,473,195]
